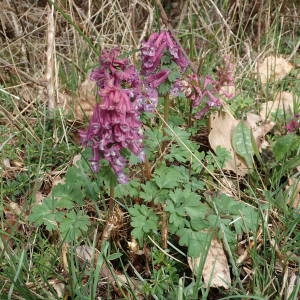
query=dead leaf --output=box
[7,201,22,216]
[76,245,99,263]
[75,244,143,296]
[52,176,65,187]
[74,78,97,120]
[56,92,72,111]
[72,154,82,166]
[286,271,297,299]
[188,238,231,289]
[55,78,97,120]
[209,111,248,175]
[246,112,274,150]
[260,92,296,121]
[34,191,45,205]
[2,158,11,168]
[257,55,293,84]
[48,279,65,298]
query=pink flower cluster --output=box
[136,30,189,111]
[80,31,189,183]
[141,31,189,74]
[171,56,234,118]
[286,114,300,133]
[79,49,144,184]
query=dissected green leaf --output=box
[213,194,259,234]
[178,228,213,257]
[140,181,169,204]
[154,165,182,189]
[60,211,90,241]
[28,197,62,231]
[128,205,159,244]
[214,146,232,168]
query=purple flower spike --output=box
[141,30,189,74]
[81,48,146,183]
[81,35,190,182]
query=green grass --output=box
[1,1,300,299]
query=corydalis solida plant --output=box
[79,49,144,184]
[80,31,189,183]
[171,56,234,118]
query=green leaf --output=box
[272,134,300,161]
[213,194,259,235]
[232,121,254,168]
[144,128,166,157]
[52,183,84,207]
[128,205,159,244]
[177,228,212,257]
[28,197,62,231]
[158,83,170,96]
[215,146,232,168]
[60,211,90,242]
[114,179,140,198]
[154,165,182,189]
[168,70,180,83]
[107,252,123,261]
[140,181,169,204]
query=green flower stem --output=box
[188,98,193,128]
[162,95,170,154]
[109,185,115,215]
[162,95,170,249]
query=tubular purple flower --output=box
[141,30,189,74]
[145,69,170,88]
[164,31,189,71]
[216,55,235,90]
[90,48,140,88]
[170,73,223,119]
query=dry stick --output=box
[99,185,115,249]
[143,157,152,181]
[10,1,31,70]
[46,3,56,112]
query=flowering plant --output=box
[80,31,189,183]
[80,31,233,183]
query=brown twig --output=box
[0,57,46,87]
[46,2,56,112]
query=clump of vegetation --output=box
[1,1,299,299]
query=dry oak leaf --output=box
[246,112,274,150]
[75,245,143,297]
[257,55,293,84]
[74,78,97,120]
[209,111,248,176]
[260,91,297,121]
[188,238,231,289]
